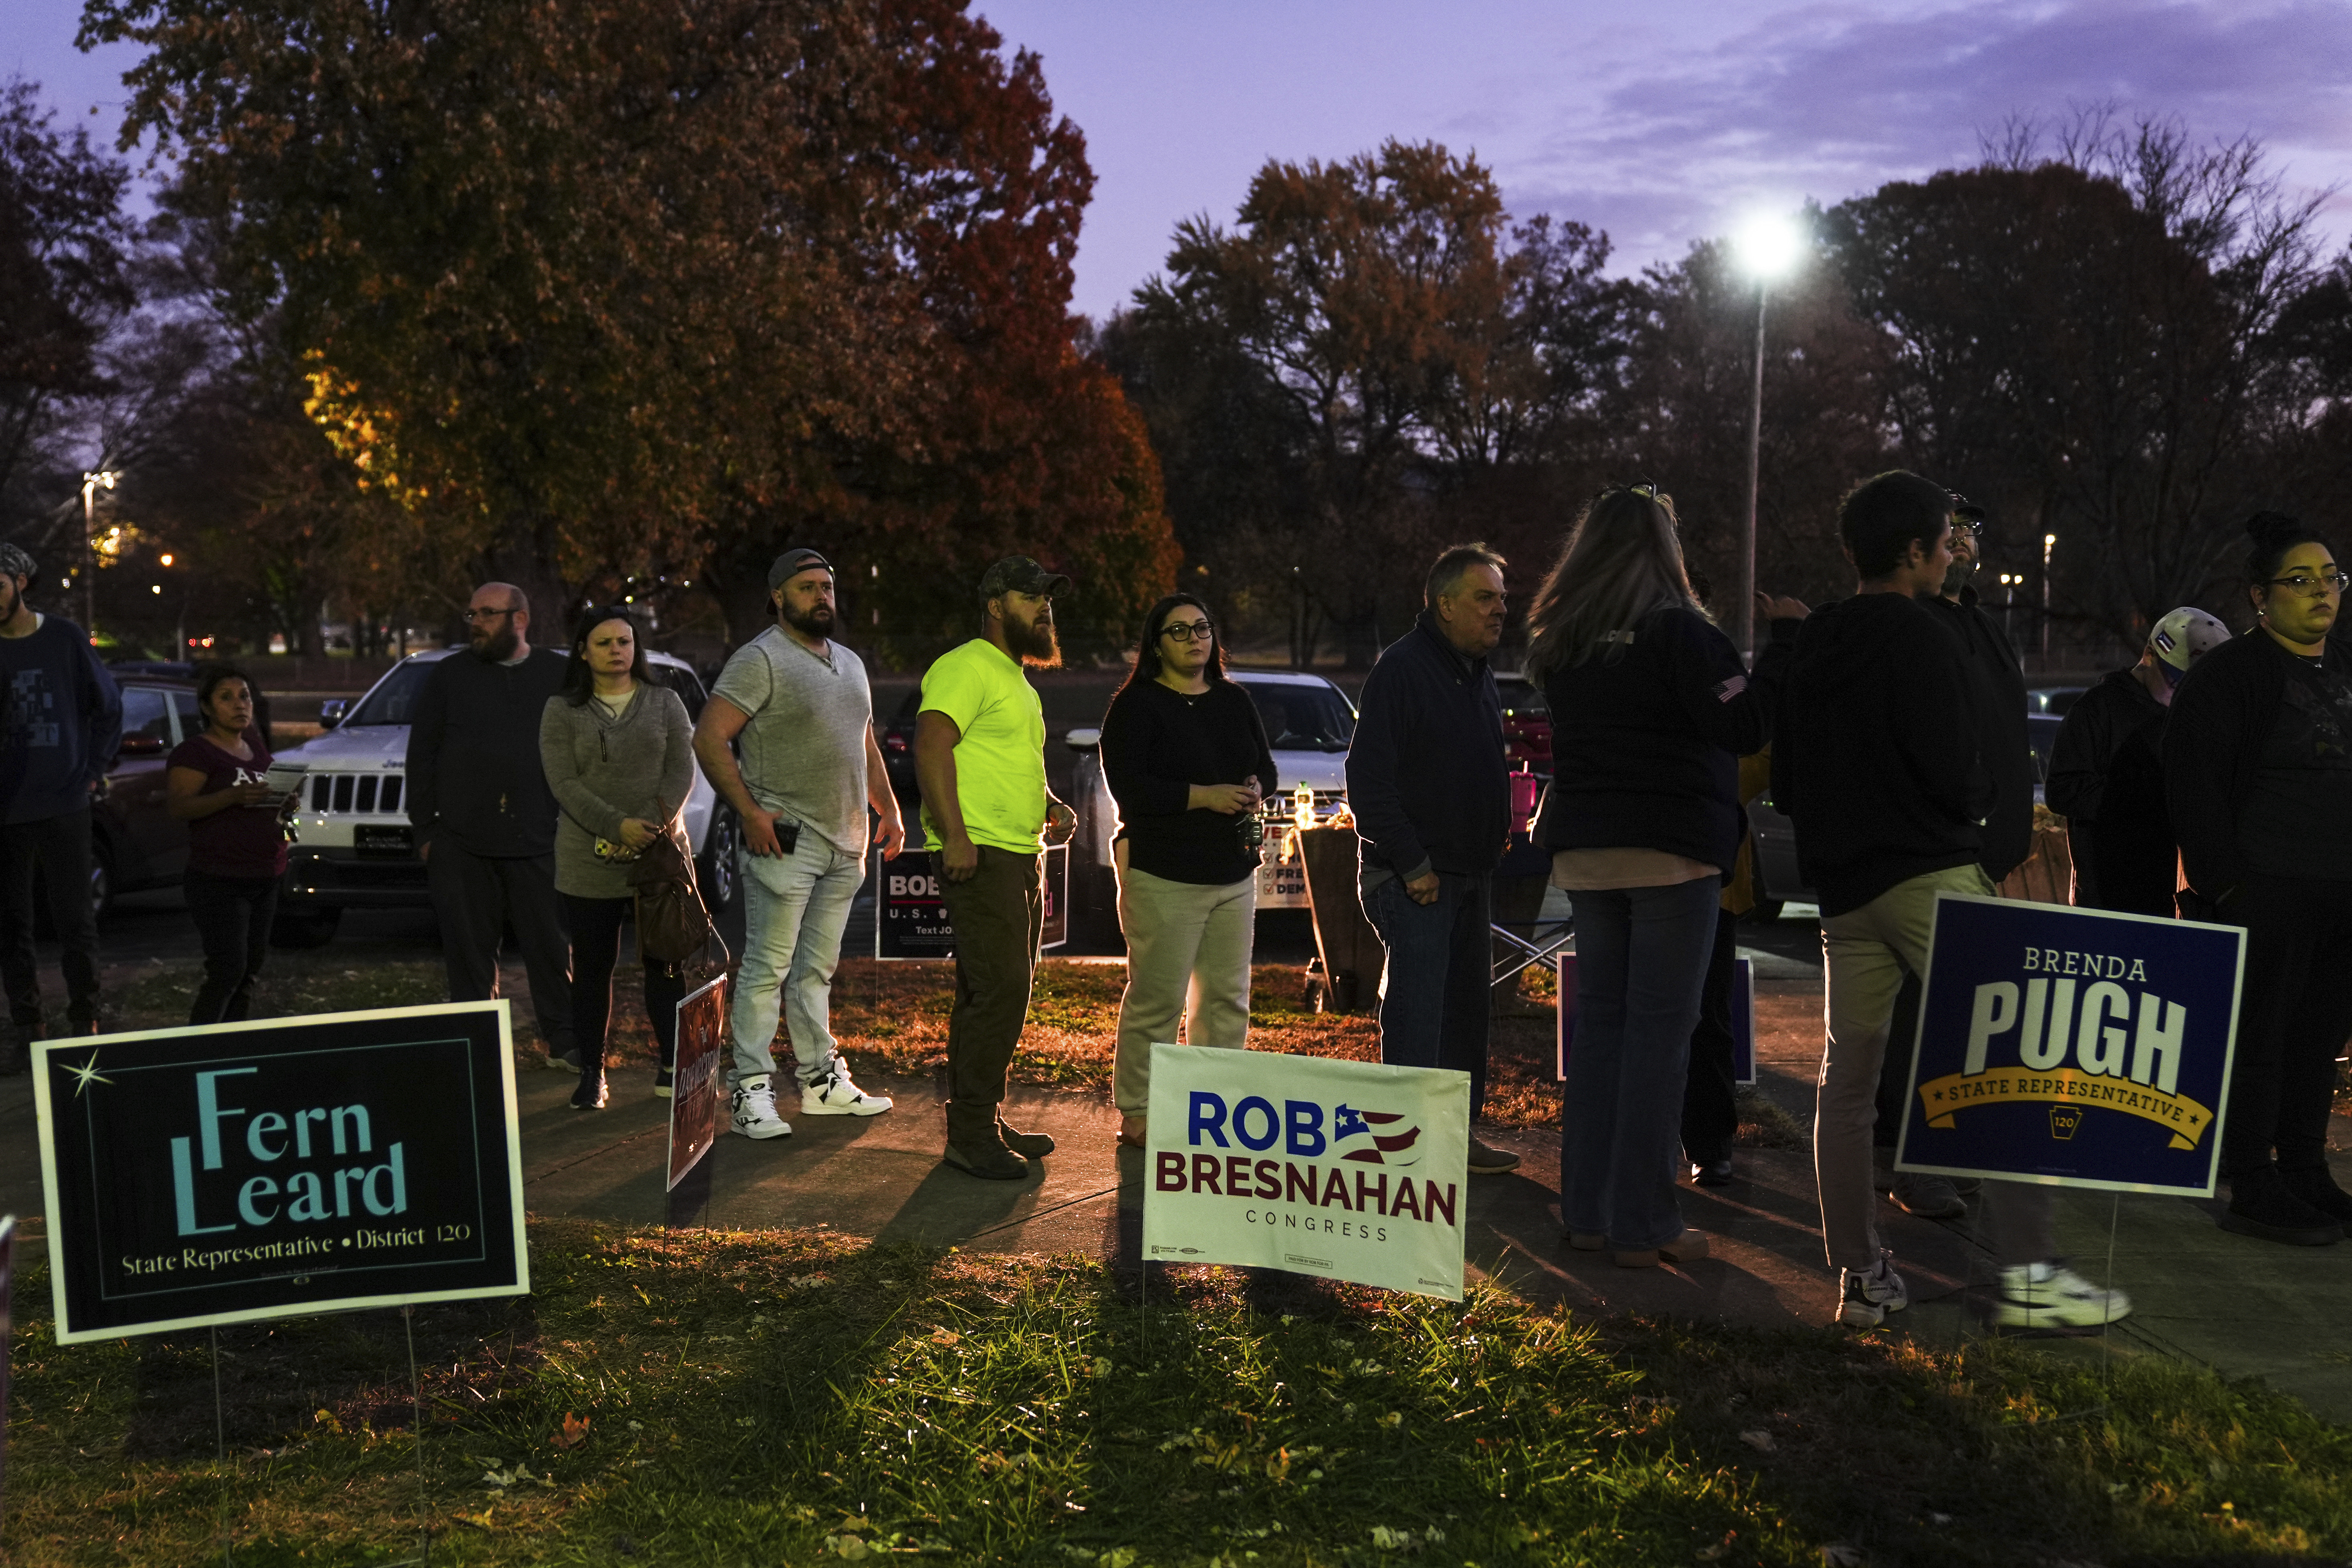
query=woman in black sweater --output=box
[1100,595,1278,1148]
[2165,512,2352,1246]
[1529,486,1782,1267]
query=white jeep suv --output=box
[270,648,737,946]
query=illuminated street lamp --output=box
[1732,215,1804,659]
[2041,532,2058,666]
[80,468,119,640]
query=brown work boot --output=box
[997,1119,1055,1159]
[943,1103,1028,1181]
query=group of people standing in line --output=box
[8,486,2349,1330]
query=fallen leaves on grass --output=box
[552,1411,590,1449]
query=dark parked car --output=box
[32,678,201,923]
[1494,672,1553,777]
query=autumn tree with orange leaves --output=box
[81,0,1174,657]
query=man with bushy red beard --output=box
[407,582,576,1064]
[696,548,906,1143]
[914,557,1080,1179]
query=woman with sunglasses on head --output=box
[2165,512,2352,1245]
[1099,595,1277,1148]
[1527,485,1795,1268]
[540,607,697,1110]
[166,663,293,1024]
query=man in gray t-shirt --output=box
[694,548,907,1139]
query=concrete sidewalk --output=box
[5,986,2348,1422]
[507,1055,2352,1422]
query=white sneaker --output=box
[1838,1250,1909,1328]
[1991,1260,2132,1330]
[730,1077,791,1140]
[802,1064,892,1116]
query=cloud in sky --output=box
[974,0,2352,318]
[12,0,2351,322]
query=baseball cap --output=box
[2148,606,2230,685]
[977,556,1073,601]
[766,548,835,590]
[0,541,34,581]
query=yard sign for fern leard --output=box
[1895,893,2246,1197]
[1143,1044,1470,1301]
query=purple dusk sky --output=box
[14,0,2352,322]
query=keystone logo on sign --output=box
[1894,893,2245,1198]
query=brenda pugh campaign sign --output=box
[1556,953,1755,1085]
[1894,893,2245,1196]
[33,1001,528,1344]
[1143,1044,1470,1301]
[668,975,728,1190]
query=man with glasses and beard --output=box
[696,548,906,1141]
[914,556,1080,1179]
[407,582,576,1066]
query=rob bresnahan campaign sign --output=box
[34,1001,528,1343]
[1895,894,2245,1197]
[1143,1044,1469,1301]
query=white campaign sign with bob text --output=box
[1143,1044,1470,1301]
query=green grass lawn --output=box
[8,1219,2348,1566]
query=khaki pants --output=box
[1112,866,1256,1113]
[1818,863,2056,1272]
[936,845,1044,1141]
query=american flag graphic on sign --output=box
[1332,1104,1423,1167]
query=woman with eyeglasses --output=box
[2165,512,2352,1246]
[1526,485,1791,1267]
[539,607,697,1110]
[1098,594,1278,1148]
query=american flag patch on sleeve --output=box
[1712,674,1748,703]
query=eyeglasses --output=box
[1160,620,1216,643]
[1950,520,1983,538]
[2266,572,2350,597]
[462,606,518,623]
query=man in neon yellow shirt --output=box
[915,556,1080,1179]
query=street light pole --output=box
[2040,532,2057,668]
[1737,280,1766,661]
[1730,213,1801,662]
[79,470,119,641]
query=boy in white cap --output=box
[2046,606,2230,915]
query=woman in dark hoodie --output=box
[2165,512,2352,1246]
[1529,486,1785,1267]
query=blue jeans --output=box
[1362,871,1491,1117]
[1560,879,1721,1250]
[728,835,863,1088]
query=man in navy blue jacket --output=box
[1,541,123,1064]
[1346,543,1518,1174]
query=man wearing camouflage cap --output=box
[913,556,1079,1179]
[0,540,123,1068]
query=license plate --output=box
[355,825,413,857]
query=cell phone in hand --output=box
[776,820,800,855]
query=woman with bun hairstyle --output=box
[2164,512,2352,1246]
[540,607,697,1110]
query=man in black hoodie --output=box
[407,582,576,1064]
[2048,607,2229,915]
[1347,543,1517,1175]
[1870,500,2034,1219]
[1777,472,2129,1332]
